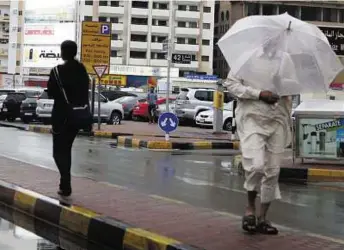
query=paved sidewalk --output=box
[0,156,343,249]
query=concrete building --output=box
[213,1,344,79]
[81,0,215,77]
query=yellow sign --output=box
[213,91,224,109]
[81,21,111,74]
[96,74,127,86]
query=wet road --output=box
[0,127,343,240]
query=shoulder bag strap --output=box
[53,66,69,104]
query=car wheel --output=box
[21,117,32,124]
[223,118,232,131]
[7,116,15,122]
[108,111,121,125]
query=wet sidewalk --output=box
[0,156,343,250]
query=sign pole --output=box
[166,40,171,113]
[97,77,101,131]
[91,76,96,120]
[92,65,108,131]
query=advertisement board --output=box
[24,23,75,45]
[23,46,62,68]
[298,118,344,159]
[319,26,344,56]
[95,75,126,86]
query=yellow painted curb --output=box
[94,131,112,138]
[193,141,212,150]
[147,141,173,149]
[117,136,126,145]
[308,168,344,178]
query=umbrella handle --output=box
[287,21,292,31]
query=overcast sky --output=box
[24,0,76,10]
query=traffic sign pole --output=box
[166,40,171,113]
[93,65,108,131]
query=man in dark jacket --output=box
[47,40,90,196]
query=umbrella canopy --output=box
[218,13,344,96]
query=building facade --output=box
[214,0,344,79]
[81,0,215,77]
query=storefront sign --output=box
[319,26,344,56]
[23,23,76,45]
[185,74,218,80]
[95,74,126,86]
[110,65,179,77]
[81,21,111,75]
[23,46,62,68]
[298,118,344,159]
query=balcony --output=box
[131,24,148,34]
[110,57,123,65]
[130,41,148,51]
[131,8,149,17]
[151,25,169,35]
[152,9,169,18]
[129,58,148,65]
[111,40,124,49]
[175,10,200,21]
[202,29,212,38]
[176,0,201,3]
[151,42,164,51]
[99,6,125,16]
[173,61,199,69]
[174,43,199,53]
[150,59,168,67]
[175,27,199,37]
[112,23,124,33]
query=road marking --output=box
[307,233,344,244]
[149,194,186,204]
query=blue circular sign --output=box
[158,112,179,133]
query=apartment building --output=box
[81,0,215,78]
[213,1,344,79]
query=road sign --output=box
[158,112,179,133]
[81,21,111,74]
[172,53,191,64]
[95,74,127,86]
[93,65,108,78]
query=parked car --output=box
[155,101,176,117]
[175,88,233,123]
[132,98,175,121]
[101,90,137,101]
[2,92,27,122]
[0,94,7,120]
[19,88,44,123]
[114,96,146,120]
[195,102,234,131]
[36,90,124,125]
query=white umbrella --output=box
[218,13,344,96]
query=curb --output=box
[233,155,344,181]
[0,180,199,250]
[116,136,240,150]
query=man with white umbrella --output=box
[224,73,292,235]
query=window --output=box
[131,34,147,42]
[226,10,229,20]
[195,90,213,101]
[203,23,211,29]
[85,0,93,5]
[111,50,117,57]
[177,37,186,44]
[279,5,298,17]
[214,27,218,34]
[301,7,321,21]
[110,17,119,23]
[152,36,167,43]
[99,16,107,22]
[189,6,198,12]
[262,4,277,15]
[323,8,338,22]
[132,1,148,9]
[178,5,187,11]
[202,39,210,45]
[158,20,167,26]
[111,34,118,40]
[340,9,344,23]
[221,11,224,21]
[130,51,146,58]
[188,38,197,45]
[191,55,197,61]
[154,3,168,10]
[84,16,92,21]
[189,22,198,28]
[153,52,165,59]
[203,6,211,13]
[19,10,22,16]
[131,17,148,25]
[110,1,119,7]
[178,21,186,27]
[16,60,20,66]
[246,3,259,16]
[99,1,108,6]
[201,56,209,62]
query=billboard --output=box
[319,26,344,56]
[23,46,63,68]
[24,23,75,45]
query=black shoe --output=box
[57,189,72,197]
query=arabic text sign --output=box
[23,46,63,68]
[95,74,127,86]
[81,21,111,74]
[319,26,344,56]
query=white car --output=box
[195,103,234,131]
[36,90,124,125]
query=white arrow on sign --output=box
[93,65,108,78]
[169,118,176,128]
[161,118,168,127]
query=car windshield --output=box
[39,91,49,99]
[0,95,6,101]
[24,90,42,98]
[115,96,135,103]
[176,91,189,100]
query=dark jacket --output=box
[47,59,89,132]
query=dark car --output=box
[20,90,45,123]
[101,90,137,101]
[114,96,146,120]
[2,92,27,122]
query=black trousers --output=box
[53,127,79,191]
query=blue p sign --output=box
[101,24,110,35]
